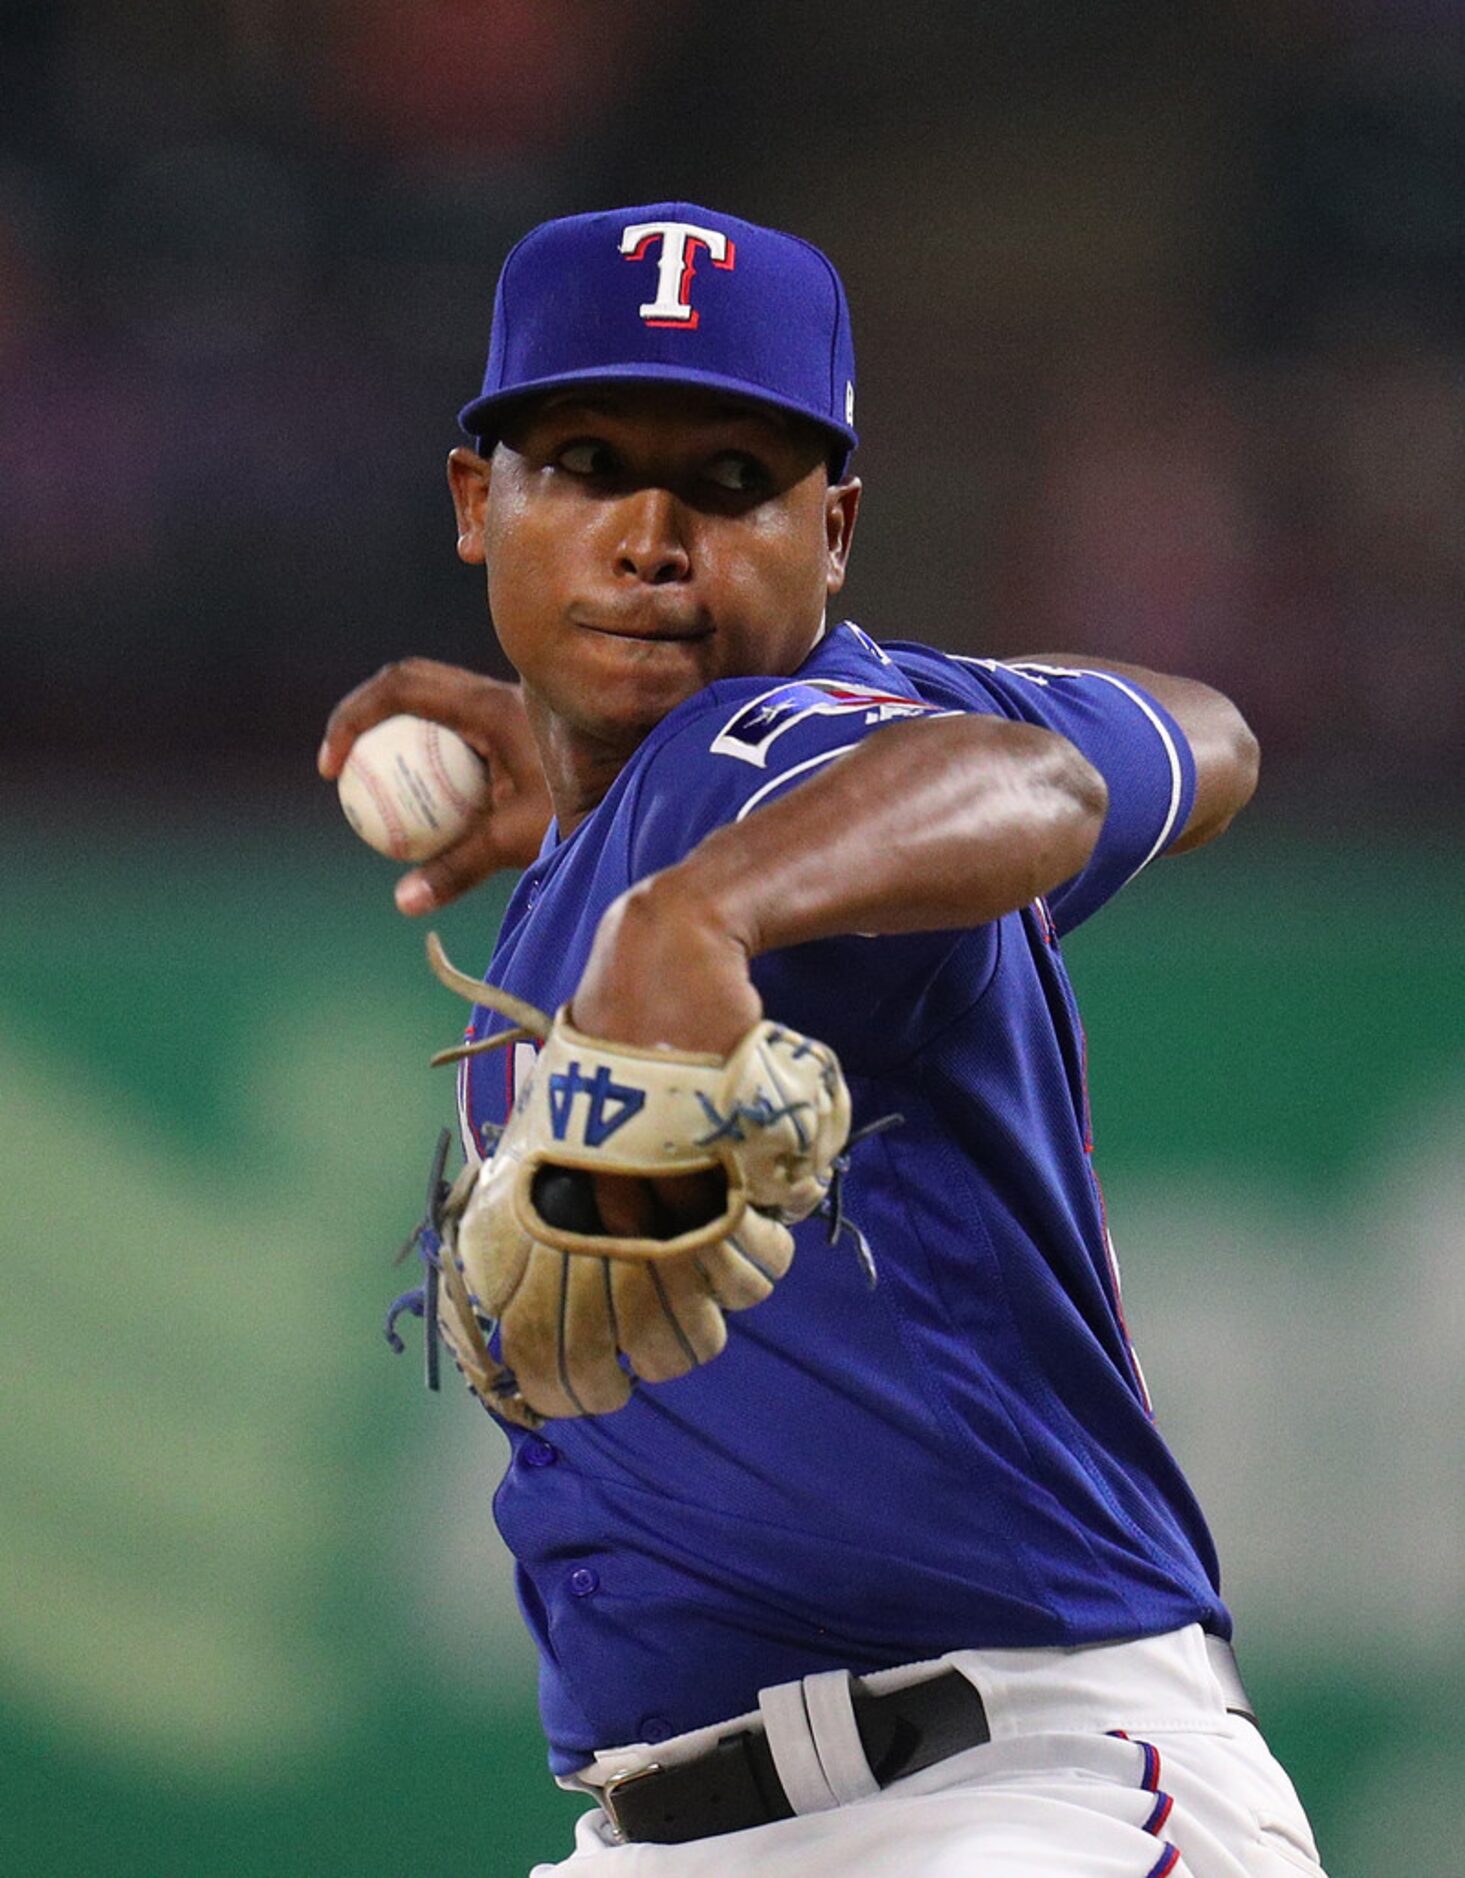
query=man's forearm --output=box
[640,713,1107,963]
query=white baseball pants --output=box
[529,1626,1327,1878]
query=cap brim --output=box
[458,362,857,462]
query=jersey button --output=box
[568,1567,599,1598]
[521,1438,558,1468]
[640,1716,672,1744]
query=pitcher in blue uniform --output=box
[321,204,1328,1877]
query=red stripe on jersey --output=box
[815,683,926,709]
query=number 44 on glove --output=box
[408,934,853,1428]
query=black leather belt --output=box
[600,1668,990,1846]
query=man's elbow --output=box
[1221,708,1262,828]
[1233,711,1262,809]
[1171,701,1261,854]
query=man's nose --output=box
[614,487,692,585]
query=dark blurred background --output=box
[4,5,1463,1876]
[5,0,1463,804]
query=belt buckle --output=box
[601,1761,663,1844]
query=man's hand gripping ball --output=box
[425,936,851,1427]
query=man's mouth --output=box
[573,611,713,644]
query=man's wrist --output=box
[643,844,763,964]
[571,861,762,1055]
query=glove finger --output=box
[782,1039,850,1218]
[736,1209,795,1280]
[731,1027,850,1223]
[696,1214,794,1310]
[438,1286,545,1426]
[560,1255,634,1415]
[770,1171,831,1223]
[436,1270,489,1383]
[794,1039,849,1162]
[459,1230,531,1318]
[501,1247,629,1419]
[813,1045,853,1168]
[610,1257,727,1384]
[456,1162,532,1315]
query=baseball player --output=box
[321,203,1329,1876]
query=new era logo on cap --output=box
[458,200,858,475]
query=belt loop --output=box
[803,1670,881,1804]
[1205,1635,1258,1725]
[757,1679,839,1815]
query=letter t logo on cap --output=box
[620,220,736,329]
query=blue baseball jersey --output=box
[455,622,1225,1774]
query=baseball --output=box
[337,714,490,863]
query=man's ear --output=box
[447,447,492,565]
[825,477,861,594]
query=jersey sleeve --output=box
[912,653,1198,936]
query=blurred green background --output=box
[5,821,1461,1875]
[4,3,1464,1874]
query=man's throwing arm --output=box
[575,664,1257,1053]
[573,711,1111,1052]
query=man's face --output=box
[449,384,860,762]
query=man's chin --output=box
[552,681,704,757]
[583,661,712,731]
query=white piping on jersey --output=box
[734,743,860,819]
[732,709,964,823]
[842,620,892,665]
[952,659,1185,882]
[455,1052,481,1166]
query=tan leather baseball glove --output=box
[424,935,851,1428]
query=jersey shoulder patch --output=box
[709,678,940,768]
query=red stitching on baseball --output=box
[352,752,410,860]
[422,721,479,818]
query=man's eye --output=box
[703,452,769,494]
[556,440,617,477]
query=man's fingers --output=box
[391,809,538,914]
[317,662,423,778]
[591,1174,659,1238]
[586,1170,725,1241]
[319,658,516,779]
[322,658,552,895]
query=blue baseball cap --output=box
[458,201,858,476]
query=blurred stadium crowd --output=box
[2,0,1462,808]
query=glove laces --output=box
[815,1111,903,1288]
